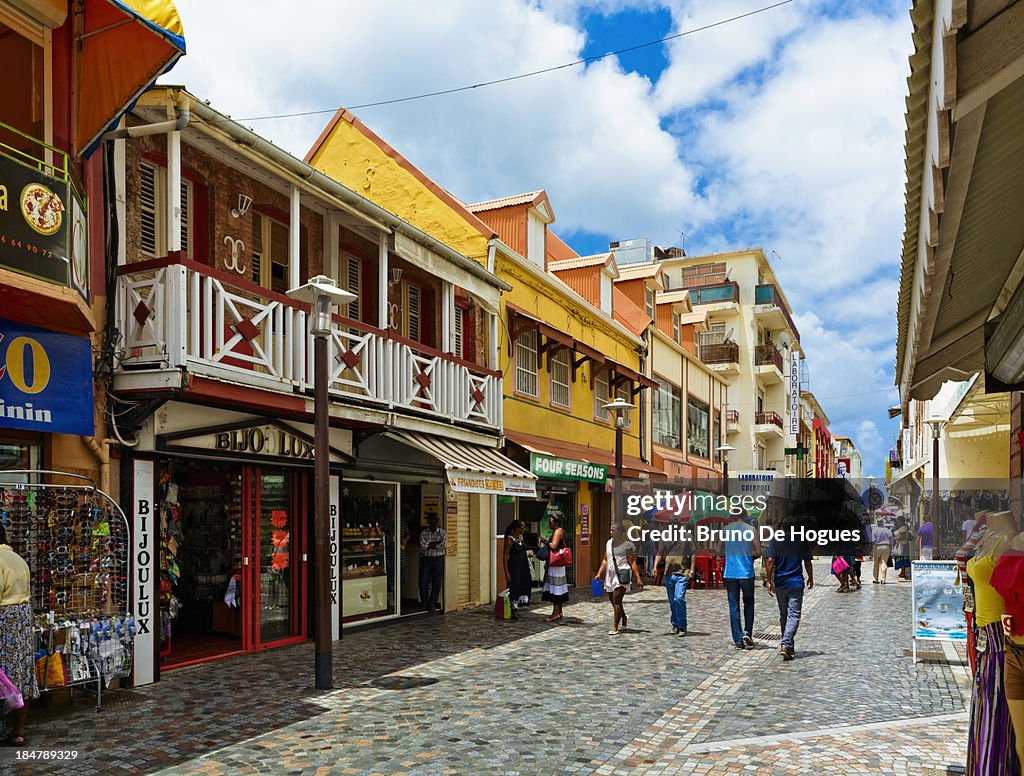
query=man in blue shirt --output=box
[765,520,814,661]
[718,512,761,649]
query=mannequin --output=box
[991,519,1024,774]
[959,511,992,676]
[966,511,1020,776]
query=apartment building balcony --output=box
[698,342,740,377]
[753,411,784,439]
[753,344,784,385]
[689,281,740,314]
[753,284,800,340]
[726,409,740,436]
[114,258,502,432]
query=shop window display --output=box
[340,481,397,623]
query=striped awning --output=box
[387,431,537,497]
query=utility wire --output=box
[232,0,796,122]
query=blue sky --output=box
[165,0,913,475]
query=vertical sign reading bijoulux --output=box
[132,460,156,686]
[789,351,801,436]
[329,474,341,640]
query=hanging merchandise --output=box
[0,470,134,711]
[157,468,185,658]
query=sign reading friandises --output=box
[447,470,537,497]
[158,420,352,465]
[530,453,608,483]
[0,152,89,299]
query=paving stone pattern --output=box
[5,563,971,775]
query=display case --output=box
[341,526,388,620]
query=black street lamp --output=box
[925,416,946,559]
[716,444,735,496]
[603,398,635,529]
[287,274,356,691]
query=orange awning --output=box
[77,0,186,155]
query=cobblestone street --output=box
[6,562,971,775]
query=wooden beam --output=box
[955,0,1024,120]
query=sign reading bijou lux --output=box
[132,460,157,686]
[530,453,608,483]
[0,153,89,299]
[0,317,94,435]
[159,421,349,464]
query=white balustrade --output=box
[117,261,500,429]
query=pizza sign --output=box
[0,153,88,300]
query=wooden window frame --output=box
[513,328,539,399]
[548,346,571,410]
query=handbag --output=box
[550,546,573,567]
[0,668,24,713]
[535,543,550,562]
[612,546,632,585]
[831,556,850,576]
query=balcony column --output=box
[441,282,452,352]
[488,311,499,371]
[378,238,389,329]
[289,186,301,291]
[167,130,181,253]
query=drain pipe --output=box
[83,437,119,494]
[103,94,190,140]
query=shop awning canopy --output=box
[505,429,661,479]
[77,0,186,155]
[387,431,537,497]
[889,458,929,492]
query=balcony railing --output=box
[690,282,739,306]
[754,344,784,372]
[726,409,739,425]
[754,284,800,340]
[115,258,502,431]
[698,342,740,365]
[754,411,783,429]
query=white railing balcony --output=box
[115,257,502,432]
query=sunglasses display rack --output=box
[0,470,133,711]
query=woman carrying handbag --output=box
[541,515,570,622]
[594,523,644,635]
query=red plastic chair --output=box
[693,552,714,589]
[712,556,726,588]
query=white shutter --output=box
[453,306,464,357]
[456,492,470,605]
[550,348,570,407]
[139,162,158,257]
[344,255,361,321]
[514,330,538,396]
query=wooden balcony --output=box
[753,410,784,439]
[698,342,740,377]
[114,257,502,431]
[754,344,784,385]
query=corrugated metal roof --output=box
[468,191,545,212]
[549,253,616,272]
[616,263,664,281]
[656,290,691,306]
[677,311,707,326]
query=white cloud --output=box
[163,0,911,475]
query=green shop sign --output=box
[530,453,608,483]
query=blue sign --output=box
[0,318,93,435]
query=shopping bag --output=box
[494,590,513,620]
[0,668,24,712]
[831,556,850,576]
[592,578,604,597]
[36,653,66,688]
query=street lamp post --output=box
[926,416,946,559]
[603,399,635,530]
[716,444,735,496]
[287,275,356,691]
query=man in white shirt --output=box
[961,517,977,541]
[419,514,446,612]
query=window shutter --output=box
[406,283,420,341]
[344,256,361,321]
[453,306,464,357]
[139,163,158,257]
[179,179,191,254]
[251,213,263,286]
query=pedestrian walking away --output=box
[654,534,696,636]
[0,525,37,746]
[918,520,934,561]
[718,512,760,649]
[765,518,814,661]
[872,521,894,584]
[541,515,569,622]
[419,513,446,612]
[893,517,912,579]
[594,524,644,635]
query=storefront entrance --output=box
[162,462,307,670]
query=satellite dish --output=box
[777,331,792,350]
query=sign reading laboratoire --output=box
[911,561,966,646]
[530,453,608,483]
[447,470,537,497]
[0,152,89,299]
[132,460,156,686]
[789,351,800,435]
[0,318,94,435]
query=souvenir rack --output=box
[0,470,134,711]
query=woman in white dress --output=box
[541,515,570,622]
[595,523,644,635]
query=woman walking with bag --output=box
[595,523,644,635]
[0,525,37,746]
[541,515,570,622]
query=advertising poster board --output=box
[910,560,966,662]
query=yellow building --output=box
[308,114,657,590]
